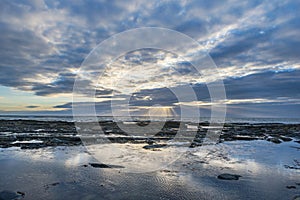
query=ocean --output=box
[1,115,300,124]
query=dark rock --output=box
[0,190,24,200]
[217,173,242,180]
[160,169,178,173]
[16,192,25,197]
[286,185,297,189]
[51,182,60,186]
[189,142,202,148]
[89,163,124,168]
[143,144,167,149]
[146,139,155,145]
[279,136,293,142]
[284,160,300,170]
[284,165,300,170]
[1,119,300,149]
[231,135,259,141]
[44,182,60,191]
[293,195,300,200]
[136,121,151,126]
[267,137,282,144]
[20,144,44,149]
[89,163,111,168]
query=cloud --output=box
[0,0,300,117]
[26,105,40,108]
[223,70,300,100]
[175,98,300,107]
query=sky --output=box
[0,0,299,118]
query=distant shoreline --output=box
[1,115,300,124]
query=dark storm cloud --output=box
[32,73,77,96]
[226,104,300,118]
[139,69,300,108]
[267,18,300,62]
[208,0,300,68]
[175,19,207,38]
[52,0,124,25]
[210,27,274,67]
[54,99,126,115]
[53,69,300,117]
[224,70,300,100]
[130,88,179,107]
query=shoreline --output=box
[0,119,299,199]
[1,139,299,199]
[0,119,299,149]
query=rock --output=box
[160,169,178,173]
[267,137,282,144]
[293,195,300,200]
[44,182,60,190]
[143,144,167,150]
[51,182,60,186]
[189,142,202,148]
[16,192,24,197]
[146,139,155,145]
[217,173,242,180]
[89,163,111,168]
[286,185,297,189]
[89,163,124,169]
[279,136,293,142]
[284,165,300,170]
[231,135,259,141]
[0,190,24,200]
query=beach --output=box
[0,118,300,200]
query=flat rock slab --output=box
[217,173,242,180]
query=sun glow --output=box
[142,106,177,117]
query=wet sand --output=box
[0,140,300,199]
[0,120,300,199]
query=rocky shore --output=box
[0,119,299,149]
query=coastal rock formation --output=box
[0,120,299,149]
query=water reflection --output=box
[0,140,299,199]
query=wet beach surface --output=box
[1,119,300,149]
[0,120,300,199]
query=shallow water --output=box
[0,140,299,199]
